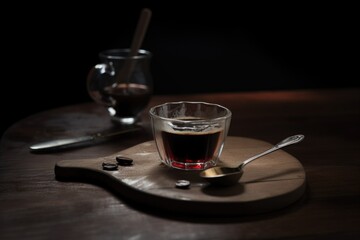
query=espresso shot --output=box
[87,49,153,125]
[149,101,232,170]
[105,83,151,119]
[161,130,223,170]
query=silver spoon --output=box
[199,134,305,186]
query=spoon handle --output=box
[115,8,152,85]
[240,134,304,169]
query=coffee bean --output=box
[102,162,118,171]
[116,156,134,166]
[175,180,191,189]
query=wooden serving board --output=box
[55,136,306,216]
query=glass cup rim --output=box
[149,101,232,123]
[99,48,152,60]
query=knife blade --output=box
[29,127,141,152]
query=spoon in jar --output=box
[115,8,152,88]
[199,134,305,186]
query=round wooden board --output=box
[55,136,306,216]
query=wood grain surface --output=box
[1,88,359,240]
[55,136,306,216]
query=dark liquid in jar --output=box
[161,129,222,164]
[106,83,151,117]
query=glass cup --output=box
[149,101,232,170]
[87,48,153,125]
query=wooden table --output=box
[1,88,359,239]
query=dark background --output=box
[1,2,357,135]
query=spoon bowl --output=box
[199,166,244,186]
[199,134,304,186]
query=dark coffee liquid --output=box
[106,83,151,117]
[161,130,222,165]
